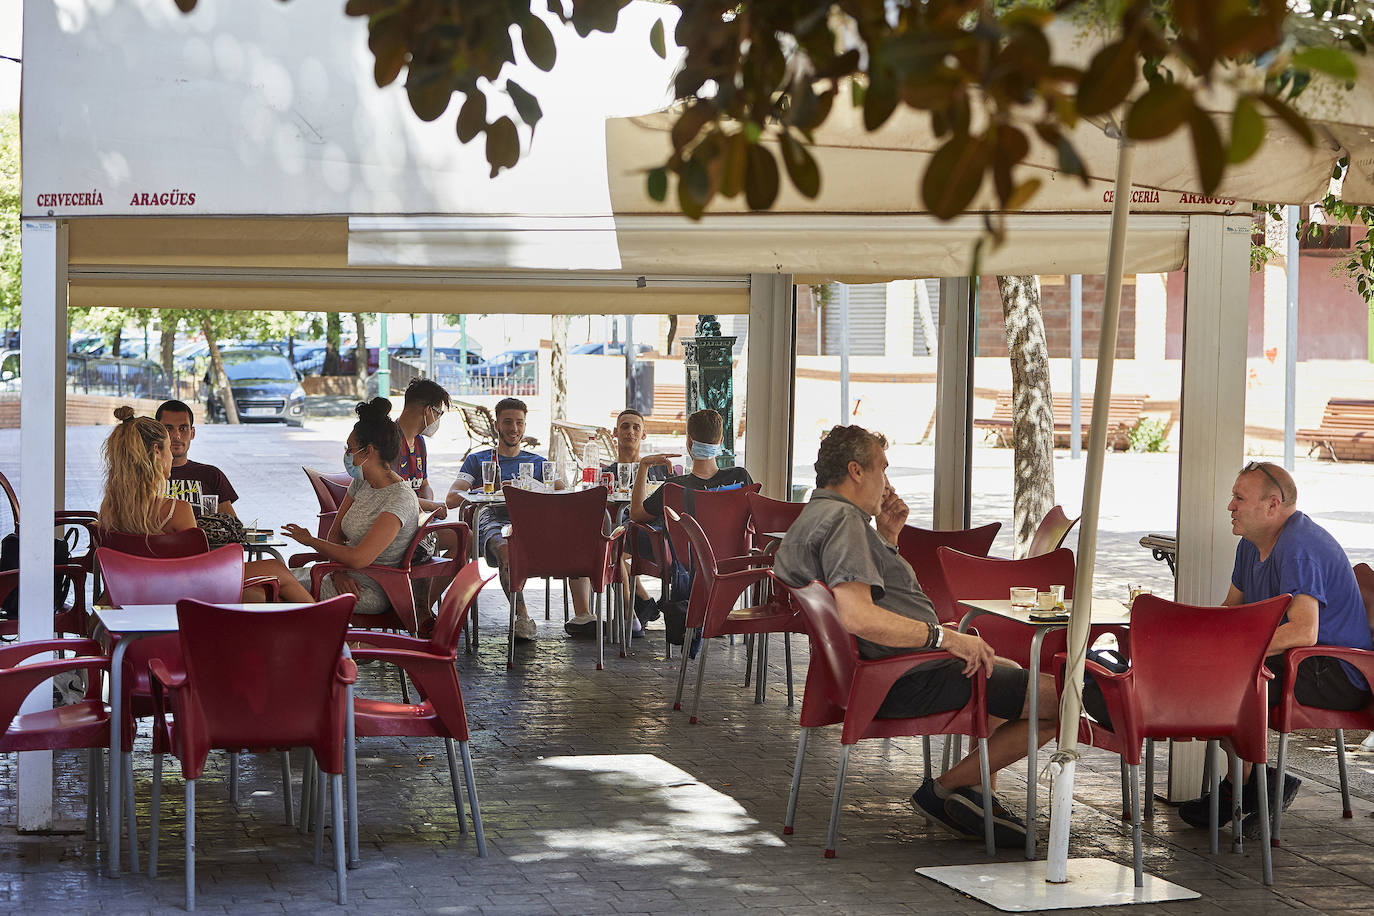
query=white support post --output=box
[744,273,796,499]
[1167,213,1251,800]
[18,218,66,831]
[933,277,973,529]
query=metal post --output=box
[425,314,436,379]
[459,315,468,394]
[1284,205,1299,470]
[1070,274,1083,460]
[837,284,851,424]
[378,315,390,396]
[625,316,635,409]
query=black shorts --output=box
[876,658,1030,722]
[1266,653,1371,711]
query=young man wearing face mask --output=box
[393,378,451,514]
[630,408,752,528]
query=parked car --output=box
[472,349,539,378]
[203,350,306,426]
[571,341,652,356]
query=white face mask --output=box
[422,407,443,438]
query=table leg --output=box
[1026,627,1050,860]
[107,638,130,878]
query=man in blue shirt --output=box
[1178,461,1373,834]
[446,398,590,642]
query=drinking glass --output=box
[581,464,597,487]
[1128,584,1151,608]
[599,471,614,491]
[481,460,498,494]
[1009,586,1037,611]
[200,494,218,516]
[519,462,534,483]
[542,462,557,490]
[617,462,635,493]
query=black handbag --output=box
[0,528,76,620]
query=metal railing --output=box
[387,356,537,397]
[65,354,175,400]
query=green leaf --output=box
[1256,93,1316,146]
[1124,83,1193,141]
[406,70,453,122]
[719,132,749,199]
[650,19,666,60]
[779,133,820,199]
[921,133,989,220]
[485,117,521,177]
[456,92,487,143]
[863,74,898,131]
[744,144,780,211]
[1004,178,1043,212]
[521,16,557,72]
[671,103,714,152]
[1188,109,1225,195]
[647,167,667,202]
[174,0,197,10]
[1292,47,1357,81]
[1076,41,1138,117]
[344,0,394,14]
[1228,97,1265,164]
[506,80,543,132]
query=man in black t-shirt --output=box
[630,408,752,525]
[157,400,240,517]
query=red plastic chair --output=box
[745,492,806,549]
[95,526,209,558]
[504,485,623,669]
[896,522,1002,624]
[1269,561,1374,846]
[776,579,996,856]
[1054,593,1291,886]
[666,509,804,722]
[0,637,111,843]
[690,483,762,559]
[0,564,91,639]
[302,466,353,540]
[1027,505,1079,557]
[147,595,358,909]
[350,560,493,856]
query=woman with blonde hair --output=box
[99,406,314,602]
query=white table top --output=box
[461,486,632,504]
[94,603,308,636]
[957,597,1132,626]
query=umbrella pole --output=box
[1046,130,1134,884]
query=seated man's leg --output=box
[487,534,536,641]
[564,577,598,638]
[425,527,463,615]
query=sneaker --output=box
[513,615,538,642]
[635,595,661,625]
[632,617,644,639]
[944,786,1029,848]
[1178,781,1234,829]
[688,629,703,658]
[911,778,978,839]
[663,602,687,646]
[564,613,598,639]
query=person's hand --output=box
[942,629,996,679]
[429,505,448,520]
[280,523,313,545]
[875,485,909,544]
[640,453,677,468]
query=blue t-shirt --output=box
[456,447,551,488]
[1232,511,1373,689]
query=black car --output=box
[204,350,306,426]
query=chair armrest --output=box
[0,637,104,668]
[244,576,279,600]
[844,650,991,744]
[337,657,358,685]
[147,657,187,689]
[350,646,456,697]
[289,551,325,569]
[346,629,429,652]
[1276,645,1374,718]
[718,553,773,573]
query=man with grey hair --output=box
[773,424,1057,848]
[1176,460,1373,834]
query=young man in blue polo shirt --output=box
[1177,461,1373,834]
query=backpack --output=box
[0,528,77,620]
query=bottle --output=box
[581,442,599,488]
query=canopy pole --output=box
[837,283,851,423]
[378,315,390,397]
[1070,274,1083,460]
[1283,205,1299,470]
[1047,132,1134,884]
[425,314,435,379]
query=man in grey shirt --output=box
[774,425,1057,847]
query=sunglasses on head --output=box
[1242,461,1287,504]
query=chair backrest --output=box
[670,509,720,622]
[933,546,1076,667]
[1127,593,1290,757]
[774,578,856,728]
[661,483,689,566]
[746,492,806,542]
[1355,562,1374,636]
[303,466,351,514]
[503,485,611,585]
[97,545,244,607]
[175,595,356,770]
[1027,505,1079,557]
[95,526,209,559]
[896,523,1001,623]
[691,483,763,560]
[0,468,18,529]
[431,561,494,654]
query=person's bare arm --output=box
[282,511,404,569]
[832,580,996,677]
[445,477,474,509]
[1266,593,1319,656]
[630,454,676,523]
[324,494,353,545]
[219,500,238,518]
[1221,583,1244,606]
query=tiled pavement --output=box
[2,421,1374,912]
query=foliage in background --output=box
[0,112,18,329]
[1128,417,1170,453]
[170,0,1370,227]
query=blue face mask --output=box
[343,450,364,480]
[689,441,723,460]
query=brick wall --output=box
[0,393,170,429]
[975,275,1136,359]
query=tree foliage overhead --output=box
[171,1,1372,222]
[0,112,19,329]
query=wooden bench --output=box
[551,419,617,471]
[1298,399,1374,461]
[974,392,1147,451]
[612,386,688,436]
[455,400,540,458]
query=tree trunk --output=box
[110,327,122,360]
[997,275,1055,557]
[352,313,368,400]
[324,313,342,376]
[159,318,178,398]
[202,317,240,425]
[550,314,570,473]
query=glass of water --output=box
[617,462,635,493]
[200,494,219,516]
[542,462,557,490]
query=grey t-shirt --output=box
[334,478,421,614]
[773,488,938,659]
